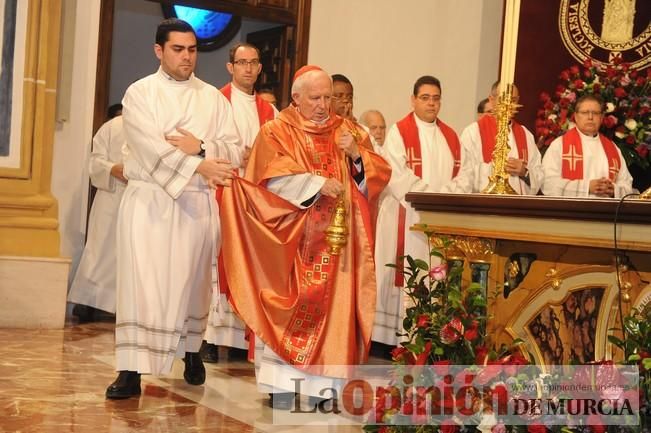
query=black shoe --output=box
[228,347,249,361]
[183,352,205,385]
[199,341,219,363]
[267,392,296,410]
[73,304,97,323]
[105,371,141,399]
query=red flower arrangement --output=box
[536,58,651,170]
[364,232,643,433]
[364,233,529,433]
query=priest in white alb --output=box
[203,42,277,363]
[105,18,242,400]
[542,94,634,197]
[377,75,462,345]
[68,104,126,320]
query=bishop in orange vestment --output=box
[219,66,391,397]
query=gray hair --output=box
[291,69,331,95]
[359,110,385,126]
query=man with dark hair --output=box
[331,73,355,120]
[107,103,123,120]
[445,81,543,195]
[257,87,277,108]
[68,103,127,323]
[375,75,461,346]
[201,41,277,363]
[105,18,242,399]
[542,94,633,197]
[476,98,491,119]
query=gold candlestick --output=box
[482,84,521,195]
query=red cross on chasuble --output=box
[393,112,461,286]
[561,127,621,181]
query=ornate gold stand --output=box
[482,84,521,195]
[640,186,651,200]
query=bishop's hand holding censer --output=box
[325,125,363,255]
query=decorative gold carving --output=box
[602,0,636,43]
[482,84,520,195]
[430,233,495,263]
[640,185,651,200]
[545,267,563,290]
[507,260,520,279]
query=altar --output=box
[405,193,651,365]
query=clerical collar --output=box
[231,83,255,100]
[414,114,437,128]
[577,129,599,140]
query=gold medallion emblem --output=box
[559,0,651,70]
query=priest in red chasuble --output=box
[541,94,633,198]
[218,65,391,407]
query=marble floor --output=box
[0,320,388,433]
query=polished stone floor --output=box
[0,320,372,433]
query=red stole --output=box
[561,127,621,181]
[220,83,275,126]
[478,115,528,163]
[393,112,461,286]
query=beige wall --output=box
[51,0,100,275]
[308,0,504,130]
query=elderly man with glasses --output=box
[541,94,633,197]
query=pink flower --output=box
[560,70,570,81]
[573,79,584,89]
[429,263,448,281]
[602,115,618,129]
[570,65,580,75]
[492,423,507,433]
[440,318,464,344]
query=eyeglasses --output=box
[576,110,602,117]
[232,59,260,67]
[416,94,442,103]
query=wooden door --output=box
[246,26,294,108]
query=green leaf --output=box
[414,259,429,271]
[643,358,651,370]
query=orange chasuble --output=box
[219,107,391,376]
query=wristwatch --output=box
[198,140,206,157]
